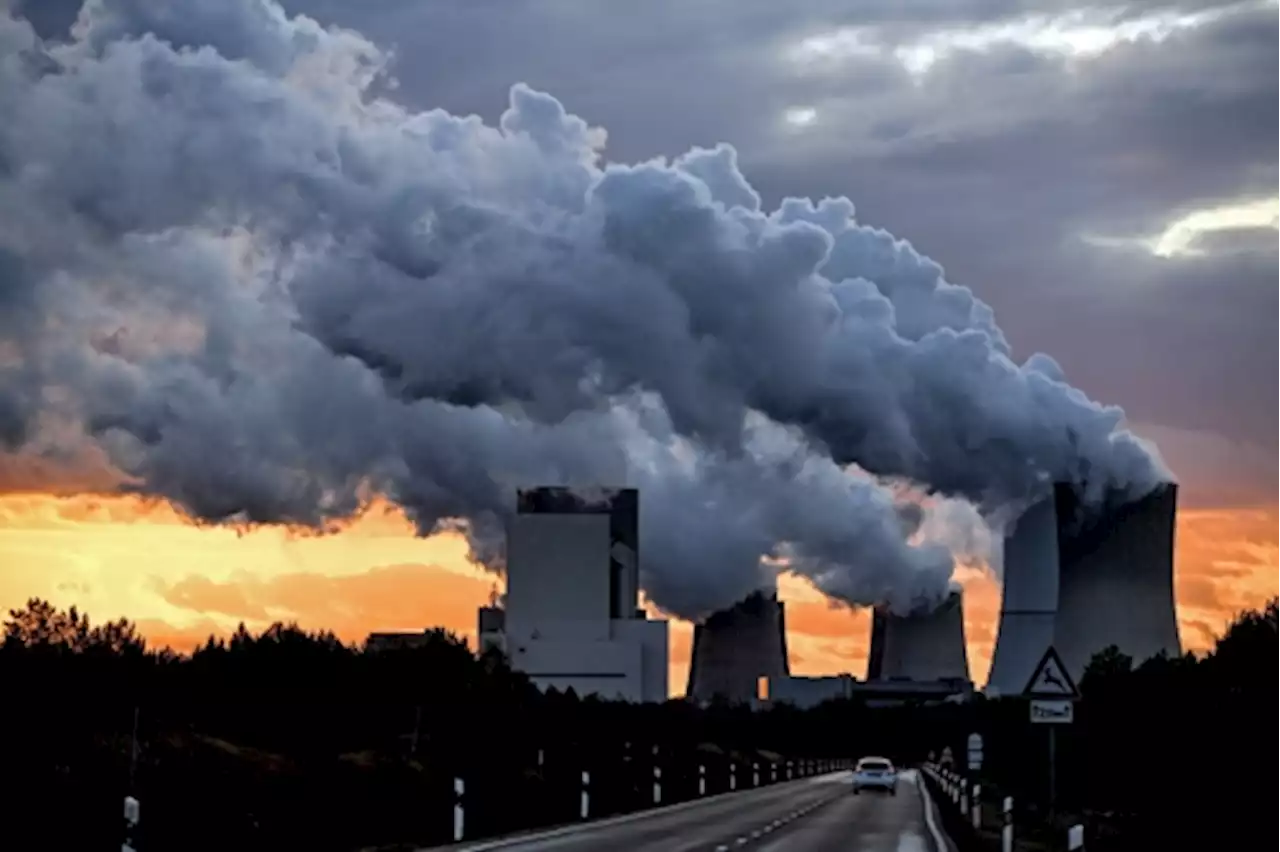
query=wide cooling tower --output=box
[1053,482,1181,682]
[686,590,789,703]
[985,496,1060,696]
[866,590,970,683]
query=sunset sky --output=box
[1,487,1274,693]
[1,0,1275,696]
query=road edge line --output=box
[915,768,955,852]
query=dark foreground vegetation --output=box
[2,597,1274,851]
[925,599,1278,851]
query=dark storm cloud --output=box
[298,0,1277,502]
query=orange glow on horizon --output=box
[0,491,1275,695]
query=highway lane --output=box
[435,769,950,852]
[753,769,951,852]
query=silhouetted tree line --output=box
[0,600,905,851]
[2,597,1273,850]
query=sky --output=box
[0,0,1276,692]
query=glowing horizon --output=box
[1,490,1273,696]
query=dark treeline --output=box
[2,597,1275,851]
[0,599,925,851]
[929,599,1278,850]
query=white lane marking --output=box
[735,837,748,846]
[915,768,951,852]
[715,847,728,852]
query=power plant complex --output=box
[685,586,974,708]
[987,482,1181,694]
[467,479,1179,706]
[477,487,669,703]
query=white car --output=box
[851,756,898,795]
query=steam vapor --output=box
[0,0,1169,619]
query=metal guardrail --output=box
[116,757,856,848]
[921,763,1086,852]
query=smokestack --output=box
[986,495,1061,694]
[1052,482,1181,681]
[866,589,970,683]
[686,590,789,703]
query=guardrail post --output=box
[753,762,759,787]
[960,778,968,813]
[730,763,737,791]
[698,764,706,796]
[580,771,590,820]
[1001,797,1013,852]
[787,761,793,780]
[971,784,981,829]
[453,778,465,841]
[653,764,662,805]
[1067,824,1085,851]
[771,762,777,784]
[123,796,140,852]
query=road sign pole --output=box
[1048,725,1057,819]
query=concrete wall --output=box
[511,634,643,701]
[508,619,668,703]
[516,487,640,621]
[505,513,613,641]
[612,617,670,703]
[868,591,970,683]
[1053,483,1181,681]
[686,591,790,704]
[986,496,1060,695]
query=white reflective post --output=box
[453,778,465,841]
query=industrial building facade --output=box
[479,487,668,703]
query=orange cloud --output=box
[150,562,497,648]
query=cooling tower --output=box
[985,496,1061,695]
[1052,482,1181,681]
[686,590,790,703]
[866,590,970,683]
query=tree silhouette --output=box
[1,596,1274,851]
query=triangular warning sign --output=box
[1022,646,1079,699]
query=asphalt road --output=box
[437,769,949,852]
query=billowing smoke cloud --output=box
[0,1,1168,619]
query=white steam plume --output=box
[0,1,1168,619]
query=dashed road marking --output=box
[706,793,845,850]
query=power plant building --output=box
[480,487,668,703]
[769,674,854,709]
[986,495,1061,696]
[986,482,1181,694]
[1052,483,1181,680]
[866,590,971,684]
[686,590,790,704]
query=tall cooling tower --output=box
[1053,482,1181,681]
[866,590,970,683]
[985,496,1061,695]
[686,590,789,703]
